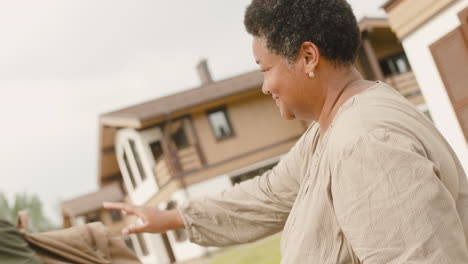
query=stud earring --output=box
[308,72,315,78]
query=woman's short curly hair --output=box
[244,0,360,66]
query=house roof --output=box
[100,69,263,128]
[358,17,390,32]
[98,18,391,129]
[61,182,124,217]
[381,0,401,11]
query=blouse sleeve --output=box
[177,123,318,247]
[332,128,468,263]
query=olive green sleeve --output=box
[0,219,42,264]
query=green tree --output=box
[0,192,57,232]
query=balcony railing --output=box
[177,146,203,172]
[153,145,203,186]
[153,158,171,186]
[384,71,425,105]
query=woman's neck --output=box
[317,67,366,140]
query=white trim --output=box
[129,234,143,258]
[123,140,143,186]
[115,128,161,205]
[139,126,165,173]
[130,233,158,264]
[401,0,468,172]
[115,137,137,194]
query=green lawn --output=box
[204,234,281,264]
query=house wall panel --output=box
[192,93,304,165]
[386,0,457,38]
[400,0,468,172]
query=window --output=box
[110,210,122,222]
[207,107,234,140]
[129,139,146,181]
[123,151,137,189]
[136,233,149,256]
[165,117,191,149]
[379,52,412,77]
[171,124,189,149]
[150,141,163,161]
[124,237,136,254]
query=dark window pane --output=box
[124,237,136,253]
[129,139,146,181]
[379,52,412,77]
[388,60,397,75]
[172,125,189,149]
[123,152,137,189]
[379,60,392,76]
[150,141,163,161]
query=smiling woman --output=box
[104,0,468,263]
[246,0,365,126]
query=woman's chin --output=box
[280,108,296,120]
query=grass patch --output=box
[204,234,281,264]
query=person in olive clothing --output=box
[0,218,41,264]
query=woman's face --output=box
[252,37,315,121]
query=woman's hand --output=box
[102,202,185,235]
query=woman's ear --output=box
[300,41,320,75]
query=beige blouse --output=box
[179,82,468,263]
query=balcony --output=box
[384,71,425,105]
[153,146,203,187]
[153,158,172,187]
[177,146,203,172]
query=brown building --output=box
[382,0,468,171]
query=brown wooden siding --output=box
[384,0,457,39]
[191,91,304,165]
[430,7,468,142]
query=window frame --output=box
[206,106,235,142]
[115,128,161,204]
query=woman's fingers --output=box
[103,202,156,234]
[122,210,135,216]
[103,202,132,211]
[103,202,145,218]
[122,222,149,235]
[103,202,138,215]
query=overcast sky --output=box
[0,0,388,224]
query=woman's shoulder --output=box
[327,81,429,153]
